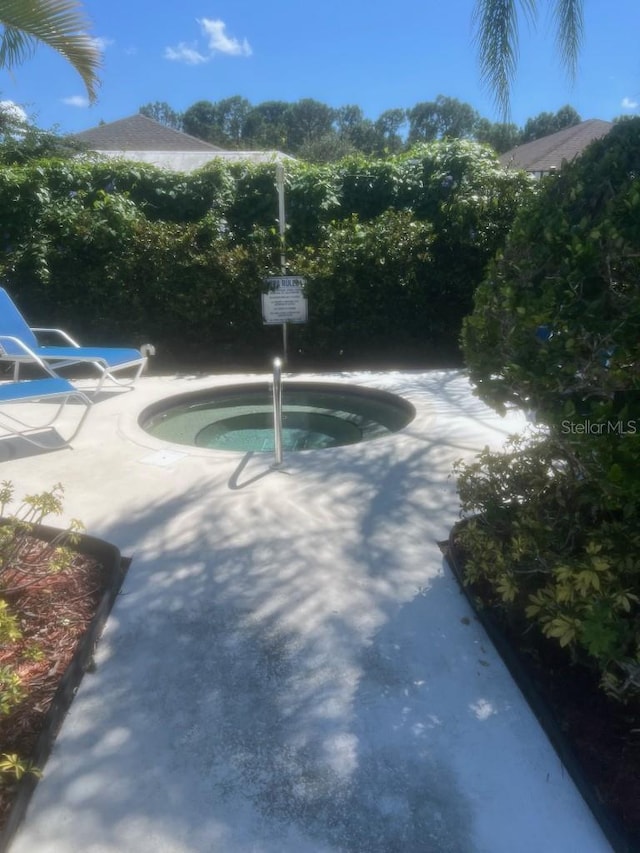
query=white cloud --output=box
[198,18,252,57]
[0,100,27,123]
[89,36,113,52]
[164,43,209,65]
[621,96,639,110]
[62,95,90,108]
[164,18,251,64]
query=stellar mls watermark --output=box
[561,419,638,436]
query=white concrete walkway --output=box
[1,371,611,852]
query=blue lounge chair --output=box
[0,376,92,448]
[0,288,147,393]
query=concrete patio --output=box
[0,370,611,852]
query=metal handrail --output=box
[272,357,283,467]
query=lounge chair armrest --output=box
[31,327,81,347]
[0,335,59,376]
[0,334,36,355]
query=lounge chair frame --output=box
[0,377,92,449]
[0,288,147,394]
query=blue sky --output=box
[3,0,640,135]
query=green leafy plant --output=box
[458,120,640,701]
[0,754,42,783]
[0,667,25,717]
[454,434,640,700]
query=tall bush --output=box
[458,118,640,700]
[462,119,640,415]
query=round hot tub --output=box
[139,382,415,452]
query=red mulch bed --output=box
[0,535,109,831]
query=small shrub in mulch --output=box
[0,483,125,845]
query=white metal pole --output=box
[276,162,286,273]
[276,163,288,361]
[272,357,283,467]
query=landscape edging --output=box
[0,523,129,853]
[442,524,635,853]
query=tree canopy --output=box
[140,96,583,162]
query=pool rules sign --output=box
[261,276,308,325]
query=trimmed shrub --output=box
[292,210,436,360]
[0,142,531,366]
[462,119,640,416]
[458,118,640,700]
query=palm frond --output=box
[0,25,35,69]
[474,0,537,119]
[553,0,584,78]
[0,0,100,102]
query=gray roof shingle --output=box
[499,119,613,174]
[71,114,224,152]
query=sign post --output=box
[265,164,309,362]
[275,164,288,358]
[276,163,286,275]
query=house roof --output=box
[499,119,614,174]
[87,150,293,173]
[71,114,224,152]
[70,113,293,172]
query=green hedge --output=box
[0,142,531,366]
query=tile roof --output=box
[71,114,224,152]
[499,119,614,174]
